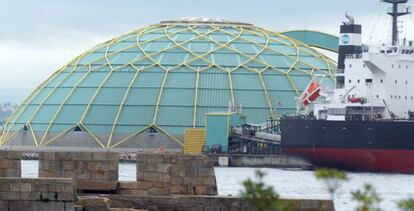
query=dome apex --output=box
[159,17,253,26]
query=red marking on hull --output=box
[284,148,414,174]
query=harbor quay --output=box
[0,150,334,211]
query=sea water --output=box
[21,160,414,211]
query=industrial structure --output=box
[0,18,336,150]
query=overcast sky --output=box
[1,0,414,94]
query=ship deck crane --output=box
[382,99,396,119]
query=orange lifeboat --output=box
[300,80,321,106]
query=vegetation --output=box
[314,168,348,199]
[241,170,292,211]
[0,102,17,122]
[398,198,414,211]
[351,184,382,211]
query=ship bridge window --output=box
[399,65,401,69]
[406,81,408,85]
[395,80,398,84]
[357,79,360,83]
[380,79,383,83]
[366,79,372,83]
[387,50,393,53]
[336,77,345,89]
[380,50,385,53]
[406,65,409,69]
[402,49,406,54]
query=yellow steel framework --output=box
[0,20,336,148]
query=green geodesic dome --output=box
[0,18,335,149]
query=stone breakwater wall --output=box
[39,151,119,182]
[117,153,217,196]
[0,150,335,210]
[106,195,335,211]
[0,177,75,211]
[0,151,21,177]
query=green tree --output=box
[314,168,348,200]
[351,184,382,211]
[398,198,414,211]
[241,170,291,211]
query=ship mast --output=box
[382,0,411,45]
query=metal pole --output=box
[392,2,398,45]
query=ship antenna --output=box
[381,0,411,45]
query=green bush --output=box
[351,184,382,211]
[241,170,292,211]
[315,168,348,199]
[398,198,414,211]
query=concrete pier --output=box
[207,154,309,168]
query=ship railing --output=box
[281,114,317,121]
[387,5,411,14]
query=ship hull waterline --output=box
[280,118,414,174]
[283,148,414,174]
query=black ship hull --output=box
[280,117,414,173]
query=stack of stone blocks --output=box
[0,177,75,210]
[39,151,119,182]
[119,153,217,196]
[0,150,21,177]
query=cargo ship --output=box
[280,0,414,173]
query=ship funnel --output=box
[337,14,362,70]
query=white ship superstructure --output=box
[315,0,414,121]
